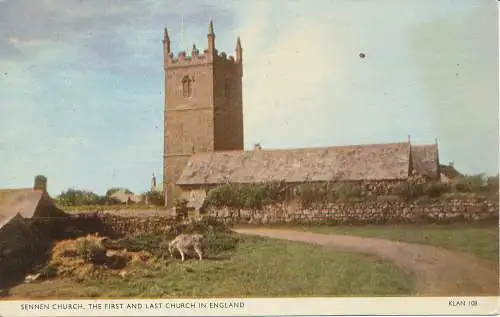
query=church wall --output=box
[213,57,244,151]
[164,155,192,207]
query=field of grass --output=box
[7,234,414,298]
[281,223,499,262]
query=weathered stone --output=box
[207,199,499,225]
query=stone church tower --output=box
[163,21,244,207]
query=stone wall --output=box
[59,213,210,238]
[99,214,179,237]
[207,199,499,225]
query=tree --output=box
[105,187,133,197]
[143,190,165,206]
[56,188,105,206]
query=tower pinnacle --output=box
[236,36,242,62]
[163,27,171,55]
[208,20,214,35]
[207,20,215,53]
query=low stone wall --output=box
[67,208,174,218]
[58,213,212,238]
[208,199,499,225]
[99,214,179,236]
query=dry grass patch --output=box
[38,234,156,281]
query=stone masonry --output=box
[163,21,243,207]
[207,199,499,225]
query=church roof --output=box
[177,142,438,186]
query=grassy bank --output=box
[7,235,414,298]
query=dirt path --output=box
[233,228,499,296]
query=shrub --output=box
[39,263,58,279]
[265,180,290,203]
[450,175,486,193]
[56,189,106,206]
[336,183,361,201]
[173,198,188,208]
[76,239,106,264]
[392,182,425,200]
[191,216,230,233]
[144,190,165,206]
[297,183,317,207]
[205,184,243,208]
[173,198,189,219]
[486,175,499,192]
[424,181,448,198]
[240,184,270,210]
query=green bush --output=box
[144,190,165,206]
[113,234,165,257]
[240,184,270,209]
[424,181,448,198]
[265,180,290,202]
[486,175,499,192]
[336,183,362,201]
[450,175,486,193]
[39,263,58,279]
[76,239,106,264]
[173,198,188,208]
[205,183,289,210]
[56,189,107,206]
[392,182,425,199]
[205,184,243,208]
[297,183,317,207]
[297,182,362,206]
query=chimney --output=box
[34,175,47,192]
[254,143,262,151]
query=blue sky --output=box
[0,0,498,197]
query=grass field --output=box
[7,235,414,298]
[279,223,499,262]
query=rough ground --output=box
[233,228,499,296]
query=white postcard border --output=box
[0,297,498,316]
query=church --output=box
[162,21,440,208]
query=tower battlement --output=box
[162,20,244,208]
[163,21,242,69]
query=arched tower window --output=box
[182,75,192,98]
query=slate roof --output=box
[176,142,425,186]
[0,188,45,229]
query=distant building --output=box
[0,176,68,258]
[109,189,142,204]
[0,175,67,229]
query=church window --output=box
[182,75,192,98]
